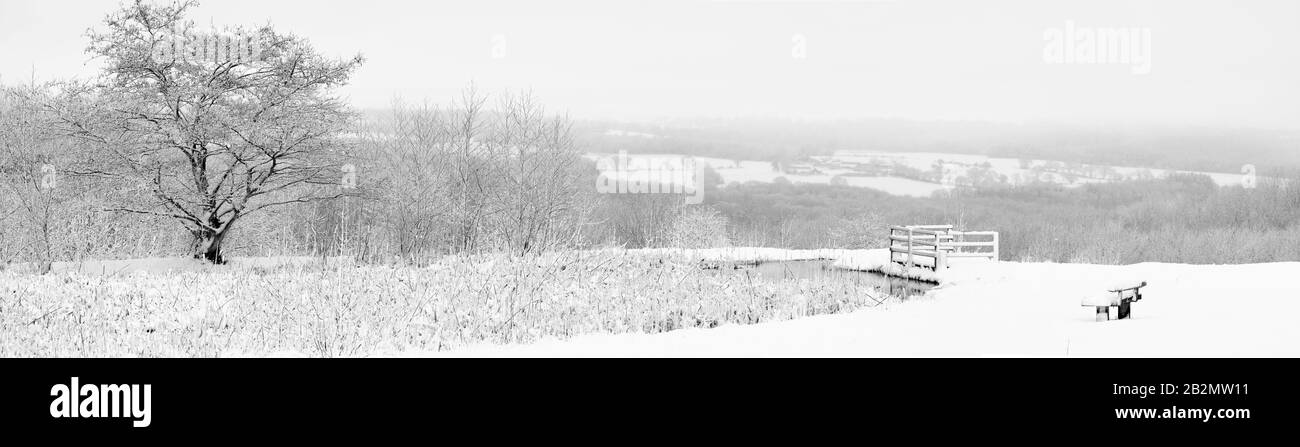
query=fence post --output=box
[906,227,914,271]
[888,227,895,265]
[991,232,1000,262]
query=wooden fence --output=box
[888,225,999,274]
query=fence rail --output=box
[888,225,998,274]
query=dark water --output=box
[707,260,934,298]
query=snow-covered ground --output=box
[18,249,1299,358]
[433,257,1300,357]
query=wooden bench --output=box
[1081,281,1147,321]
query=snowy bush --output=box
[669,207,731,249]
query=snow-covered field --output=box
[586,150,1247,197]
[688,156,953,197]
[829,150,1245,187]
[587,152,951,197]
[5,249,1296,357]
[437,256,1300,357]
[0,250,890,357]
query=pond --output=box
[705,259,935,299]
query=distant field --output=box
[588,152,948,196]
[588,150,1249,197]
[831,150,1245,188]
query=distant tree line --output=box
[707,174,1300,264]
[579,118,1300,179]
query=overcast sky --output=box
[1,0,1297,128]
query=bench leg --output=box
[1118,301,1131,320]
[1095,307,1109,322]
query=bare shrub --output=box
[669,206,731,249]
[351,87,592,260]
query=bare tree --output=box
[484,91,587,255]
[361,87,590,258]
[57,0,364,263]
[605,193,685,248]
[364,100,456,260]
[0,85,76,273]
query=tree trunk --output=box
[193,227,230,264]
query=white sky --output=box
[1,0,1298,128]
